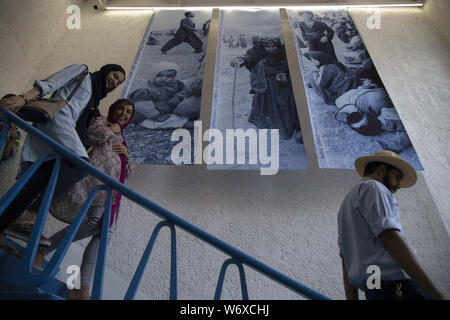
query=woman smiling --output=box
[34,99,135,300]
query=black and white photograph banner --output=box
[121,9,212,165]
[209,9,307,171]
[286,9,423,170]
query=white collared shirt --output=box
[337,178,412,290]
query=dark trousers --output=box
[365,280,430,300]
[161,33,203,53]
[0,159,88,233]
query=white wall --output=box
[424,0,450,45]
[0,0,85,94]
[0,1,449,300]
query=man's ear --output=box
[377,164,387,178]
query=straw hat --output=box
[355,150,417,188]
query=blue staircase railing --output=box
[0,108,330,300]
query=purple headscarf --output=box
[100,99,135,229]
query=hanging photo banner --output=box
[209,9,307,173]
[286,9,423,170]
[121,9,212,165]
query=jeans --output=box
[365,279,430,300]
[39,206,105,288]
[0,159,88,233]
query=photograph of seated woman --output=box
[304,51,361,106]
[289,10,421,169]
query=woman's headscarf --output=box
[146,61,181,95]
[101,98,135,229]
[261,37,288,70]
[304,51,346,72]
[147,61,180,84]
[76,64,127,144]
[261,37,282,48]
[107,98,135,130]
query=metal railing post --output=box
[124,221,177,300]
[214,259,249,300]
[0,109,330,300]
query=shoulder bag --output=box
[16,66,89,123]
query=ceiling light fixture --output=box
[104,3,423,11]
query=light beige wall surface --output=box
[424,0,450,45]
[0,1,449,299]
[0,0,84,94]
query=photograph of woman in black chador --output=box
[231,37,302,142]
[288,9,422,170]
[210,9,307,171]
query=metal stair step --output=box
[0,239,68,299]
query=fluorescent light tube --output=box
[104,3,423,10]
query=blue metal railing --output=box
[0,108,330,300]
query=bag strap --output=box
[66,64,89,102]
[335,103,357,124]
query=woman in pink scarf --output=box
[34,99,135,300]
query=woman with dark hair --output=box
[231,37,302,141]
[34,99,135,300]
[305,51,361,105]
[0,64,126,245]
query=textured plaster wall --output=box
[0,0,85,94]
[0,2,449,300]
[424,0,450,45]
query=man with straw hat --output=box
[337,150,445,300]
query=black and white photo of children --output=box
[287,9,423,170]
[121,10,212,165]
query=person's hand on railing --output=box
[0,95,26,113]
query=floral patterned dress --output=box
[50,117,134,224]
